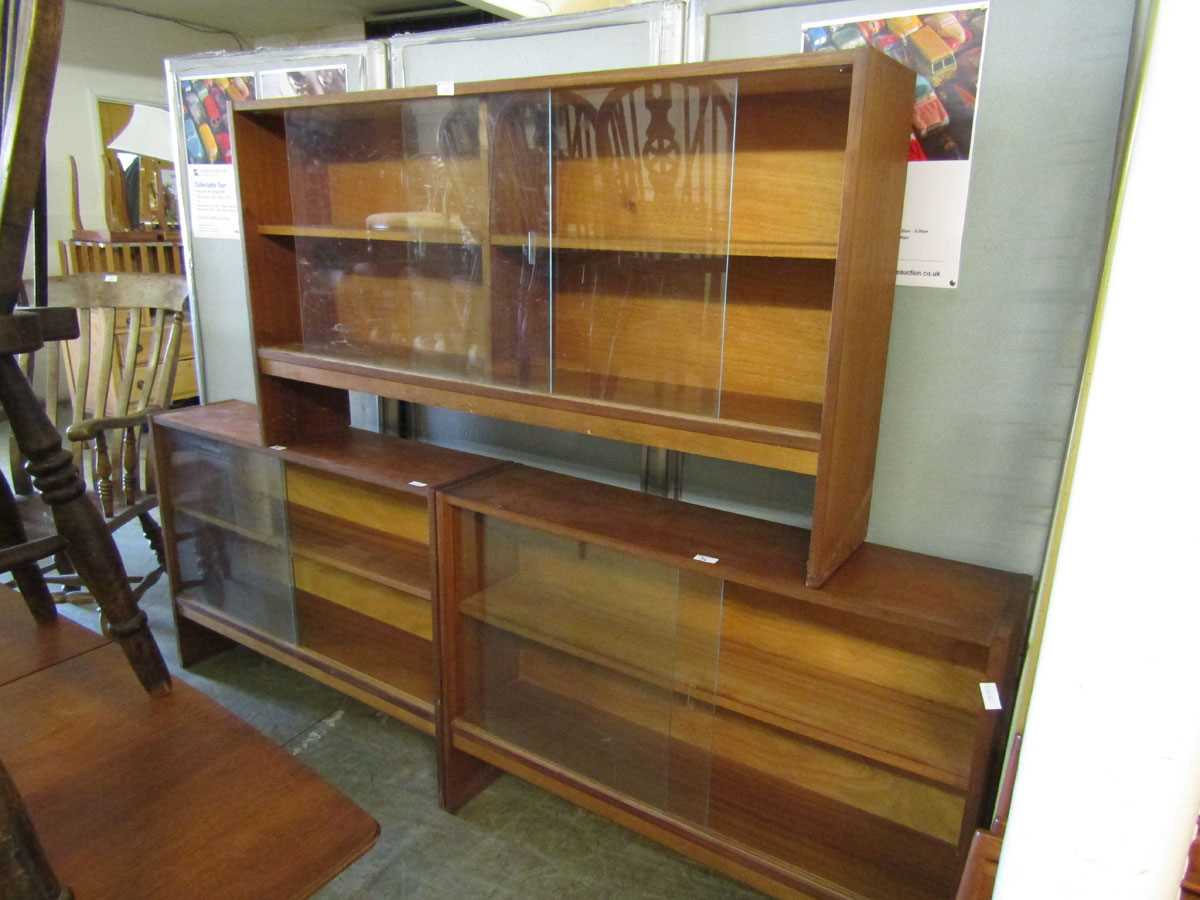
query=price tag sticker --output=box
[979,682,1002,711]
[693,554,720,565]
[103,274,119,283]
[436,81,455,96]
[269,444,287,451]
[408,480,428,488]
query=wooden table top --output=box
[0,589,378,899]
[0,593,109,687]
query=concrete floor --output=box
[13,454,762,897]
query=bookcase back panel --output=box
[293,239,501,386]
[721,256,833,429]
[729,90,850,257]
[285,97,487,236]
[489,247,550,389]
[550,78,737,251]
[489,90,551,238]
[323,158,489,235]
[551,251,728,419]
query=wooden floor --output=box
[0,589,379,899]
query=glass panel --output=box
[549,78,738,417]
[457,513,722,824]
[486,90,552,389]
[282,91,551,391]
[167,432,295,641]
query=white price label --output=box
[269,444,287,451]
[693,554,720,565]
[103,274,119,283]
[979,682,1002,711]
[436,81,455,96]
[408,480,428,488]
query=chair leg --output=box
[0,757,73,900]
[0,357,170,696]
[0,472,56,624]
[137,511,165,568]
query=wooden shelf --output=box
[259,224,481,247]
[258,347,823,474]
[293,555,431,642]
[177,593,434,734]
[296,591,434,706]
[455,674,959,900]
[289,505,431,599]
[490,233,838,260]
[173,504,283,550]
[154,400,502,496]
[449,465,812,597]
[460,572,976,789]
[551,369,825,436]
[447,464,1027,653]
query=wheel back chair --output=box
[9,272,189,608]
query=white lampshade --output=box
[106,104,173,162]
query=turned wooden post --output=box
[0,756,72,900]
[0,357,170,695]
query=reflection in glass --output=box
[167,433,296,641]
[457,514,723,823]
[549,79,737,418]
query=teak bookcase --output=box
[152,400,499,732]
[435,466,1030,900]
[231,49,914,587]
[147,51,1035,899]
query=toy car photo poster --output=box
[803,4,989,289]
[179,73,257,239]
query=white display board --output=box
[389,3,684,86]
[686,0,1136,575]
[166,42,389,407]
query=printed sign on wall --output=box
[803,4,989,289]
[179,74,256,239]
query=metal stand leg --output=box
[0,357,170,695]
[641,446,684,499]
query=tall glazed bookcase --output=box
[233,48,914,587]
[152,49,1034,900]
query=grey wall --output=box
[690,0,1136,575]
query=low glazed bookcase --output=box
[435,465,1031,900]
[231,49,914,586]
[152,400,499,732]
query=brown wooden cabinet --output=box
[232,49,914,587]
[435,465,1030,900]
[147,51,1036,900]
[151,400,499,732]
